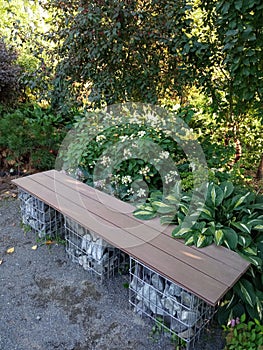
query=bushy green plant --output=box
[0,38,21,105]
[0,104,66,171]
[59,106,201,202]
[134,181,263,323]
[223,314,263,350]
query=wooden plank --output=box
[20,172,244,287]
[12,171,250,305]
[13,175,228,304]
[43,171,250,274]
[128,244,229,305]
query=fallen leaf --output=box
[45,240,54,245]
[0,259,3,265]
[6,247,15,254]
[31,245,38,250]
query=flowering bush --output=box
[58,104,204,202]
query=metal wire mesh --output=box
[18,189,64,239]
[64,216,129,279]
[129,257,216,349]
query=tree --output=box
[181,0,263,170]
[44,0,192,111]
[0,38,21,104]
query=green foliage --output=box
[44,0,192,111]
[59,106,198,202]
[0,104,66,171]
[223,314,263,350]
[0,38,21,105]
[133,181,263,323]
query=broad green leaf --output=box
[254,224,263,231]
[133,208,156,220]
[223,228,238,250]
[238,235,252,247]
[214,229,224,246]
[238,279,256,308]
[165,194,180,205]
[243,246,258,256]
[248,203,263,210]
[184,235,195,246]
[232,192,251,210]
[196,234,207,248]
[172,226,190,238]
[207,183,224,207]
[151,201,176,214]
[220,181,234,199]
[238,253,262,269]
[160,215,176,225]
[231,221,251,234]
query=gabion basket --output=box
[18,189,64,239]
[129,258,216,349]
[64,216,129,279]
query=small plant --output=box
[134,181,263,323]
[223,314,263,350]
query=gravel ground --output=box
[0,198,226,350]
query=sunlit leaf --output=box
[31,245,38,250]
[6,247,15,254]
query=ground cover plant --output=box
[134,181,263,324]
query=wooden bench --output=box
[12,169,250,307]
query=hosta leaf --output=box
[237,279,256,308]
[207,183,224,207]
[231,221,251,234]
[196,234,207,248]
[151,201,176,214]
[238,235,252,247]
[184,235,195,246]
[223,228,238,250]
[254,224,263,231]
[133,207,156,220]
[220,181,234,199]
[232,192,251,210]
[238,253,262,269]
[172,226,190,238]
[214,229,224,246]
[160,215,176,225]
[249,203,263,210]
[243,246,258,256]
[165,194,180,205]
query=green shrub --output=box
[223,314,263,350]
[59,106,201,201]
[0,38,22,105]
[0,104,66,171]
[134,181,263,323]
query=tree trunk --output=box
[256,154,263,180]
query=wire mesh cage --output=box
[129,257,216,349]
[64,216,129,279]
[18,189,64,239]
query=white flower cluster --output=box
[164,170,178,184]
[100,156,111,167]
[121,175,133,185]
[96,135,106,142]
[139,166,150,176]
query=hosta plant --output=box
[134,181,263,323]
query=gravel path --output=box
[0,198,225,350]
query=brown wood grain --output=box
[12,170,250,306]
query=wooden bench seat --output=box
[12,170,250,306]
